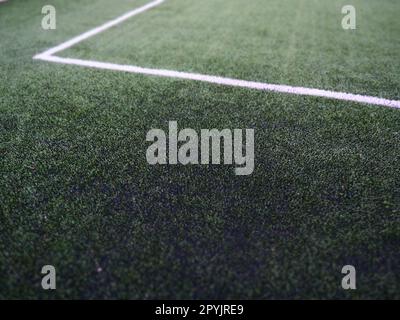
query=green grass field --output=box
[1,0,399,299]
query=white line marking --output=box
[34,0,166,59]
[33,0,400,109]
[38,56,400,109]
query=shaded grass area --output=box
[0,0,399,299]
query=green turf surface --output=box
[61,0,400,100]
[0,0,399,299]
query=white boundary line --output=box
[34,0,400,109]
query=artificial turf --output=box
[61,0,400,100]
[0,0,399,299]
